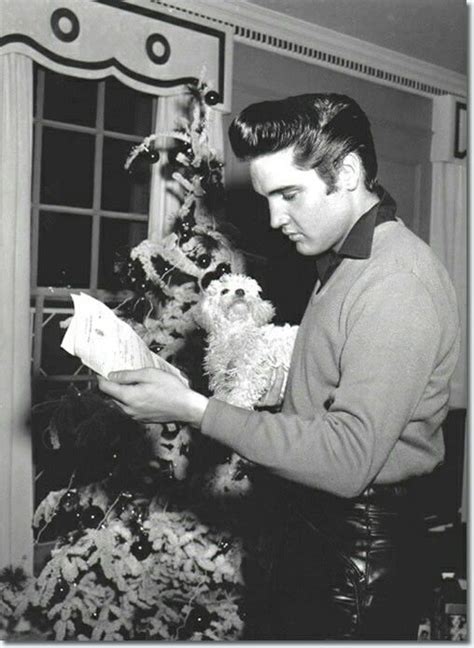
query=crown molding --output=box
[152,0,466,100]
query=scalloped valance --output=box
[1,0,233,110]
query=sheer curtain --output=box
[0,53,34,570]
[148,94,225,241]
[430,162,467,409]
[429,94,467,522]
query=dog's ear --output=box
[253,299,275,326]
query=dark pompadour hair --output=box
[228,93,378,193]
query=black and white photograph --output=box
[0,0,468,642]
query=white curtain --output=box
[430,161,467,523]
[148,94,225,241]
[0,53,34,571]
[430,162,467,409]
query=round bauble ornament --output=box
[55,508,81,533]
[80,505,104,528]
[185,605,212,633]
[215,262,231,278]
[204,90,220,106]
[218,538,232,554]
[60,490,80,513]
[179,230,192,244]
[131,534,152,560]
[161,423,181,440]
[196,253,211,269]
[146,149,160,164]
[54,578,69,602]
[200,271,216,290]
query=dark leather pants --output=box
[267,482,431,640]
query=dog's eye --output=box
[221,288,229,295]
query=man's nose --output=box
[269,204,287,230]
[235,288,245,297]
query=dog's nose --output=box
[235,288,245,297]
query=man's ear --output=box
[337,152,362,191]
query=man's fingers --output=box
[97,376,127,399]
[107,369,143,383]
[107,367,163,383]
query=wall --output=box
[222,42,433,321]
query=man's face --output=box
[250,147,353,256]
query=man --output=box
[99,94,460,639]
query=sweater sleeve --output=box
[201,272,442,497]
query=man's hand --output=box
[97,368,208,427]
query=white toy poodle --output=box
[195,273,298,496]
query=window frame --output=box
[30,67,157,386]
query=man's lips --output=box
[284,231,302,241]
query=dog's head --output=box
[195,274,275,332]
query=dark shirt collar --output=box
[315,188,397,287]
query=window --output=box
[30,67,156,401]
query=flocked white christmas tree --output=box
[0,81,255,642]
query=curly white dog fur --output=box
[195,274,298,496]
[197,274,298,408]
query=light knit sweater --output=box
[201,220,460,498]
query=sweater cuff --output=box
[201,396,253,445]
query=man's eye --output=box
[282,192,297,202]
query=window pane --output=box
[98,217,148,290]
[41,128,95,208]
[104,77,153,135]
[37,211,92,287]
[43,69,97,127]
[101,137,150,213]
[40,311,84,376]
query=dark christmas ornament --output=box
[185,604,212,633]
[80,505,104,528]
[131,533,152,560]
[179,229,192,244]
[146,148,160,164]
[59,489,80,513]
[196,253,211,269]
[54,578,70,602]
[149,341,164,355]
[200,271,216,290]
[55,508,81,534]
[161,423,181,440]
[204,90,220,106]
[215,262,231,278]
[218,538,232,554]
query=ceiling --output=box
[241,0,467,75]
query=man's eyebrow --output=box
[267,184,300,196]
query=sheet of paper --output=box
[61,293,188,385]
